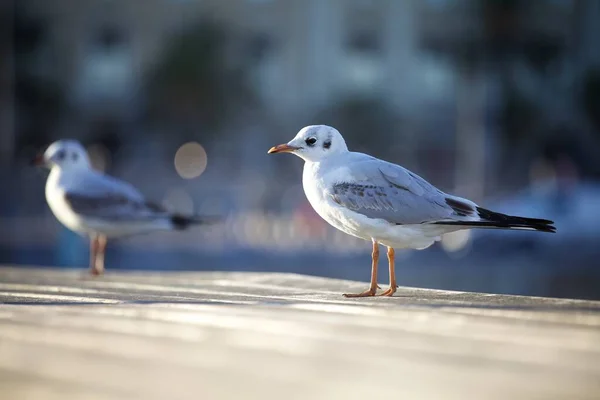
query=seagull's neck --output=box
[314,151,348,165]
[49,165,92,182]
[303,151,351,185]
[48,166,64,180]
[302,158,331,179]
[47,166,94,195]
[46,168,63,196]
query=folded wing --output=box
[326,157,477,225]
[63,171,168,221]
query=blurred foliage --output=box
[477,0,564,146]
[88,118,123,156]
[498,85,540,145]
[481,0,521,52]
[314,97,404,157]
[145,22,255,140]
[428,0,598,186]
[523,36,563,75]
[582,68,600,135]
[15,76,65,149]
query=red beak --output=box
[267,144,300,154]
[30,153,45,166]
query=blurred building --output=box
[13,0,600,196]
[17,0,444,123]
[18,0,600,115]
[0,0,14,167]
[6,0,600,298]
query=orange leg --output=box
[89,236,99,275]
[90,235,107,276]
[378,247,397,297]
[343,241,379,298]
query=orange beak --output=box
[267,144,300,154]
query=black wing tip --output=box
[433,220,557,233]
[475,207,557,233]
[171,214,223,230]
[540,224,557,233]
[521,222,556,233]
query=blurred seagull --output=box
[268,125,556,297]
[32,139,219,276]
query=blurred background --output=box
[2,0,600,299]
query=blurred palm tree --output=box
[145,22,256,141]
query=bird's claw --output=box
[377,287,397,297]
[343,288,378,298]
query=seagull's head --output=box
[268,125,348,162]
[32,139,91,171]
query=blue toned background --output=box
[2,0,600,299]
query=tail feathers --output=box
[434,207,556,233]
[170,214,223,230]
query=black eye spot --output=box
[305,137,317,146]
[72,152,79,161]
[323,140,331,149]
[56,150,66,160]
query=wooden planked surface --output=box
[1,266,600,400]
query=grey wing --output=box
[64,192,167,221]
[326,158,477,225]
[64,172,167,221]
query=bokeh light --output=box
[174,142,207,179]
[9,0,597,303]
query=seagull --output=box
[32,139,219,276]
[268,125,556,297]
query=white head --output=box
[267,125,348,162]
[32,139,91,171]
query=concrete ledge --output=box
[1,266,599,400]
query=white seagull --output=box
[268,125,556,297]
[33,139,219,276]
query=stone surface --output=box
[1,266,599,400]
